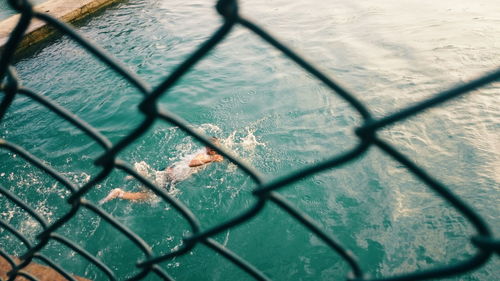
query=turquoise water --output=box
[1,0,499,280]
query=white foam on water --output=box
[195,123,223,135]
[391,188,425,221]
[5,169,89,222]
[225,127,265,174]
[0,169,94,251]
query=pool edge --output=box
[0,0,123,54]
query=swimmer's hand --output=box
[212,155,223,162]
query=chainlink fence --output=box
[0,0,499,280]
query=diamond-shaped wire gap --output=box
[374,83,500,233]
[55,203,154,280]
[154,24,363,181]
[265,166,375,279]
[266,162,372,260]
[358,143,488,280]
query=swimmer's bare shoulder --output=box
[188,139,224,167]
[188,153,221,167]
[188,154,208,167]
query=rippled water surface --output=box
[1,0,499,280]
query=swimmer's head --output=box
[206,137,220,155]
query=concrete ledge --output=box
[0,0,122,53]
[1,255,91,281]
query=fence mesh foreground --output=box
[0,0,499,280]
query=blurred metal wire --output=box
[0,0,498,280]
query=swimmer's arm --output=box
[188,159,210,167]
[120,191,150,201]
[213,155,223,162]
[189,154,212,167]
[189,155,224,167]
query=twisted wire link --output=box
[0,0,498,281]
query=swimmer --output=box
[100,137,224,203]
